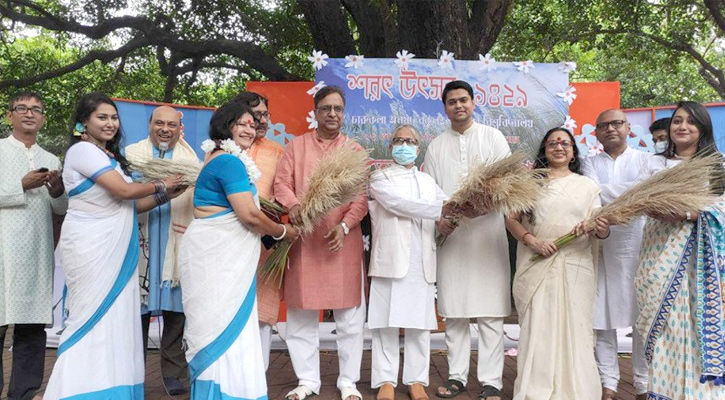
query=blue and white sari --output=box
[44,142,144,399]
[178,153,266,400]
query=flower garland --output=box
[201,139,262,183]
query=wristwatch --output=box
[340,221,350,235]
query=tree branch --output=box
[0,35,150,89]
[705,0,725,33]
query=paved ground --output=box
[2,342,640,399]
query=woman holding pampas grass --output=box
[177,102,299,400]
[505,127,609,400]
[634,101,725,399]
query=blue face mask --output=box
[392,144,418,165]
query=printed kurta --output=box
[423,122,511,317]
[0,135,67,326]
[512,174,602,400]
[273,131,368,310]
[580,147,651,329]
[249,137,284,325]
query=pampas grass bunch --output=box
[132,158,201,186]
[436,152,547,246]
[530,153,722,262]
[260,141,370,287]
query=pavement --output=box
[2,341,640,399]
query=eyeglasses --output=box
[595,120,626,131]
[391,137,419,146]
[253,111,271,120]
[545,140,573,149]
[10,105,45,115]
[317,105,344,115]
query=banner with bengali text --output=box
[315,58,571,161]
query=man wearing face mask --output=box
[125,105,200,395]
[580,109,651,400]
[649,117,670,153]
[368,125,449,400]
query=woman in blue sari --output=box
[635,101,725,399]
[178,102,299,400]
[44,93,185,399]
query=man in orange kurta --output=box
[274,86,367,400]
[233,91,284,371]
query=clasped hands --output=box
[436,201,488,236]
[526,217,610,258]
[22,169,64,198]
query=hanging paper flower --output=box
[306,81,326,96]
[308,50,329,70]
[395,49,416,70]
[587,142,604,157]
[200,139,216,153]
[513,60,535,73]
[306,110,318,130]
[362,234,370,251]
[523,160,535,170]
[479,53,496,72]
[557,86,577,105]
[562,115,577,131]
[438,50,455,69]
[559,61,577,73]
[344,55,365,69]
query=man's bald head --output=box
[595,108,630,155]
[149,105,182,149]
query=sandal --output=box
[285,385,315,400]
[341,386,363,400]
[435,379,464,398]
[479,385,502,400]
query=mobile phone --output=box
[37,167,48,172]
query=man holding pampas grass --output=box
[424,80,511,400]
[274,85,368,400]
[580,109,650,400]
[125,105,198,396]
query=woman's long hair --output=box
[69,92,131,174]
[533,127,582,175]
[664,101,725,194]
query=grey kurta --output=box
[423,122,512,318]
[0,136,67,325]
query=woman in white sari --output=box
[506,127,609,400]
[44,93,185,400]
[178,102,299,400]
[635,101,725,399]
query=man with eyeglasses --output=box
[274,85,368,400]
[125,105,199,396]
[232,91,284,371]
[0,91,67,400]
[580,109,651,400]
[424,80,511,400]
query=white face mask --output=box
[654,141,668,153]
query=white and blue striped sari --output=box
[179,210,265,399]
[44,142,144,399]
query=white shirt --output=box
[581,146,651,329]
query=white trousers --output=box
[445,317,504,389]
[371,327,430,388]
[595,328,648,394]
[259,322,273,371]
[286,301,366,393]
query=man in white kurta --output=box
[580,109,650,400]
[0,92,67,400]
[368,125,448,400]
[424,81,511,400]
